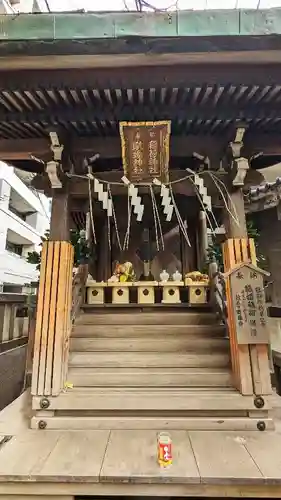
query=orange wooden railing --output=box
[31,241,74,397]
[222,238,272,396]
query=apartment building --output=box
[0,0,49,14]
[0,162,50,290]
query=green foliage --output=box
[70,229,91,266]
[206,216,266,271]
[26,229,90,271]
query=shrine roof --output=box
[1,9,281,166]
[249,178,281,200]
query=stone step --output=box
[68,351,230,369]
[67,367,232,387]
[70,336,229,352]
[72,324,226,338]
[75,311,217,326]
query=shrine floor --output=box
[1,391,281,498]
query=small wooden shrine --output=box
[1,8,281,498]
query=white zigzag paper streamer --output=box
[92,177,112,217]
[192,172,212,212]
[122,176,144,222]
[153,179,174,222]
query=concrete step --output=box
[72,324,226,338]
[75,311,218,326]
[67,367,233,387]
[68,351,230,369]
[70,336,229,352]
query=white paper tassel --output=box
[166,205,173,222]
[122,176,130,185]
[133,197,141,215]
[128,184,137,198]
[102,191,108,210]
[136,204,144,222]
[97,185,104,202]
[94,178,100,192]
[107,199,113,217]
[160,184,166,198]
[153,178,161,186]
[162,190,171,207]
[203,195,212,211]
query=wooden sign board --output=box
[119,121,171,183]
[229,265,269,345]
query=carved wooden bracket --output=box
[46,160,62,189]
[232,157,250,187]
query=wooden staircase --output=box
[31,307,273,430]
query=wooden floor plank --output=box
[0,430,60,477]
[69,351,230,369]
[38,430,109,481]
[0,391,30,436]
[32,390,266,411]
[189,431,263,483]
[100,430,200,483]
[70,336,228,352]
[243,431,281,479]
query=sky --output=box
[47,0,281,12]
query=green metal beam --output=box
[1,9,281,41]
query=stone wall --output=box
[0,345,26,411]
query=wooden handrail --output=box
[71,264,88,323]
[222,238,272,396]
[209,261,227,325]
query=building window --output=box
[8,204,26,221]
[5,240,23,256]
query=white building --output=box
[0,0,49,14]
[0,162,50,290]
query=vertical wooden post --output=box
[224,188,248,239]
[198,210,208,270]
[49,189,70,241]
[223,187,271,396]
[98,216,111,281]
[31,188,74,397]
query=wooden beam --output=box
[0,138,50,160]
[2,64,281,89]
[0,136,224,161]
[1,102,281,124]
[2,133,281,162]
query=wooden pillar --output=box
[86,211,97,280]
[49,189,70,241]
[98,217,111,282]
[180,220,194,274]
[31,241,74,396]
[222,188,271,397]
[31,186,74,397]
[224,188,247,239]
[198,210,208,270]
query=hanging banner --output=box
[119,121,171,183]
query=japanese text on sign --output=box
[230,266,269,344]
